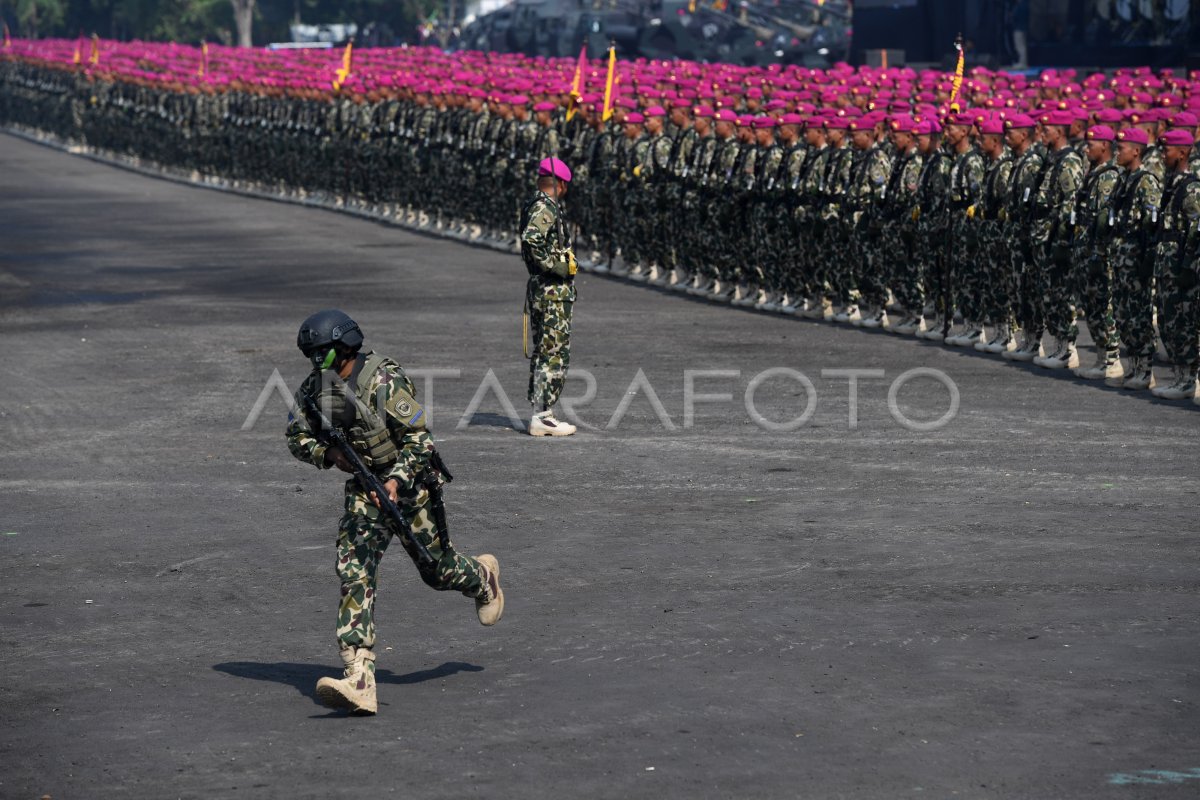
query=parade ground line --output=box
[1,132,1198,799]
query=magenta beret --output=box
[1086,125,1115,142]
[1159,129,1195,147]
[538,157,572,182]
[1117,127,1149,145]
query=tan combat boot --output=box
[475,554,505,626]
[315,647,377,715]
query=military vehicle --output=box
[455,0,852,67]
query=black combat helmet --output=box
[297,309,364,369]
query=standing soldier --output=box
[1001,113,1048,361]
[879,117,925,334]
[1149,130,1200,399]
[908,119,950,337]
[940,113,986,346]
[1070,125,1124,379]
[1104,127,1162,389]
[286,310,504,715]
[842,116,892,327]
[521,157,579,436]
[972,117,1016,352]
[1030,110,1087,369]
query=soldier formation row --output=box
[2,46,1200,399]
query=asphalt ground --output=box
[1,131,1198,800]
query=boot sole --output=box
[476,554,504,626]
[315,682,376,715]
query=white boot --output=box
[1074,349,1122,380]
[1152,367,1198,400]
[528,409,577,437]
[1004,330,1043,362]
[316,647,377,715]
[1111,356,1156,390]
[1036,338,1079,369]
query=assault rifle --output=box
[299,392,435,567]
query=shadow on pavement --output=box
[463,412,526,432]
[213,660,485,703]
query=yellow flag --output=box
[601,46,616,122]
[566,45,586,122]
[333,41,353,90]
[89,34,100,66]
[948,33,965,113]
[198,41,209,77]
[73,43,82,65]
[3,22,11,49]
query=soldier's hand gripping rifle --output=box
[299,392,435,567]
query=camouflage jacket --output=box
[520,190,573,280]
[286,354,437,499]
[1031,145,1086,246]
[1156,171,1200,257]
[1105,166,1160,245]
[1073,160,1122,245]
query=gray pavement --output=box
[1,131,1198,800]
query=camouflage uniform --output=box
[1108,165,1162,362]
[286,357,491,655]
[1005,146,1047,339]
[912,149,952,318]
[945,144,986,326]
[975,149,1015,329]
[878,146,923,316]
[520,190,577,408]
[1155,172,1200,371]
[1030,144,1087,344]
[843,139,892,309]
[1073,158,1123,354]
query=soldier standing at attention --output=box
[286,310,504,715]
[522,157,579,436]
[1150,130,1200,400]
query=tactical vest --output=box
[981,154,1015,220]
[1160,173,1200,247]
[316,352,423,471]
[1110,168,1159,233]
[1072,162,1120,235]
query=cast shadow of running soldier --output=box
[213,660,485,708]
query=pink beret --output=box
[644,105,667,117]
[779,113,804,126]
[538,157,572,182]
[1096,108,1123,124]
[533,101,556,112]
[1160,129,1195,147]
[1042,109,1074,127]
[914,119,940,135]
[1086,125,1115,142]
[714,109,737,122]
[1172,111,1199,128]
[1117,128,1149,145]
[693,105,714,118]
[980,119,1005,136]
[825,117,849,130]
[1004,113,1037,129]
[752,116,777,129]
[890,116,917,133]
[624,112,644,124]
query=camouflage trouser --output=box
[1112,239,1157,361]
[949,215,980,321]
[528,279,576,408]
[979,223,1014,326]
[1156,243,1200,368]
[1011,236,1044,335]
[335,483,489,652]
[1076,245,1118,352]
[890,222,925,314]
[1036,240,1078,341]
